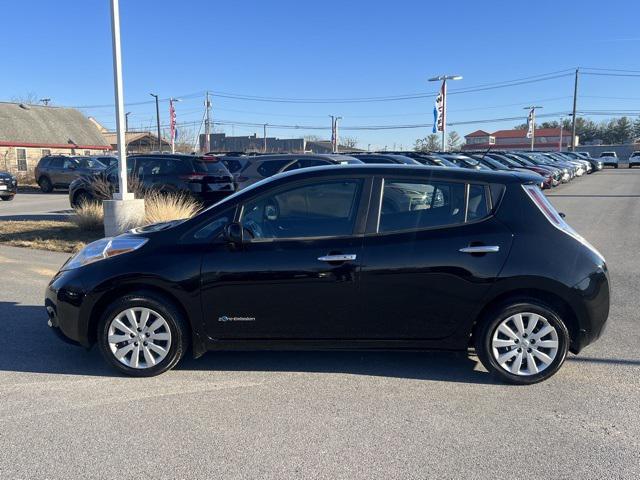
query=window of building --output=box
[84,150,91,155]
[379,180,466,233]
[16,149,27,172]
[41,149,51,157]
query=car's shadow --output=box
[0,301,501,384]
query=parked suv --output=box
[68,154,235,207]
[47,164,609,384]
[629,151,640,168]
[232,154,363,190]
[0,171,17,201]
[35,155,107,192]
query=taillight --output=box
[522,184,604,261]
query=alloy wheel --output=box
[107,307,172,369]
[491,312,559,376]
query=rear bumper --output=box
[0,186,17,196]
[570,266,610,353]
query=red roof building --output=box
[463,128,577,151]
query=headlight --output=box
[63,236,148,270]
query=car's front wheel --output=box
[97,292,189,377]
[475,300,570,384]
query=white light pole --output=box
[428,74,462,151]
[104,0,145,236]
[169,98,180,154]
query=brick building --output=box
[463,128,577,151]
[0,102,111,179]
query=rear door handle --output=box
[318,254,357,262]
[459,246,500,254]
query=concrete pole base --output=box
[103,199,146,237]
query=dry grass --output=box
[71,201,104,231]
[87,174,145,201]
[144,192,201,224]
[0,220,102,253]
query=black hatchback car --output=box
[68,154,235,207]
[46,165,609,384]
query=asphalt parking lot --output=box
[0,191,71,221]
[0,169,638,479]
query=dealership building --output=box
[462,128,576,151]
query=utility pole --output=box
[558,116,564,152]
[428,74,463,151]
[204,91,211,153]
[125,111,131,132]
[524,106,543,151]
[263,123,268,153]
[150,93,161,152]
[570,68,579,151]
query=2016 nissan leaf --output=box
[45,165,610,384]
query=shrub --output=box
[144,192,201,224]
[71,201,104,231]
[86,173,145,201]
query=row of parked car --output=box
[24,149,603,208]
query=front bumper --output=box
[45,267,92,347]
[0,185,17,196]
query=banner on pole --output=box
[169,99,177,143]
[526,108,534,139]
[433,82,446,133]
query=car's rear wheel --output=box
[1,195,14,201]
[38,176,53,193]
[97,292,189,377]
[475,300,569,384]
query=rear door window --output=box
[257,159,291,177]
[281,158,330,172]
[379,180,466,233]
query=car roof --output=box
[266,163,540,185]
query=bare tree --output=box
[341,136,359,149]
[414,134,440,152]
[11,92,40,105]
[447,131,462,151]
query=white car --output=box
[599,152,618,168]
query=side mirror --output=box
[559,212,566,218]
[223,222,244,245]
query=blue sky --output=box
[2,0,640,149]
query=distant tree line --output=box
[414,131,462,152]
[514,116,640,145]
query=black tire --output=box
[38,176,53,193]
[475,299,570,385]
[72,190,93,208]
[97,291,189,377]
[1,195,14,201]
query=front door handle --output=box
[318,254,357,262]
[459,246,500,254]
